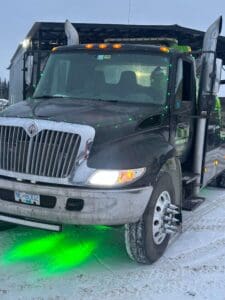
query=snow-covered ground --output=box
[1,187,225,300]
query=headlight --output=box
[88,168,146,187]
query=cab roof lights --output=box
[84,43,123,50]
[112,43,122,49]
[85,43,94,49]
[98,43,108,49]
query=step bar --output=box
[0,214,62,232]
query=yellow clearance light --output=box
[99,44,108,49]
[51,47,58,52]
[113,43,122,49]
[214,160,219,166]
[117,170,136,184]
[160,46,170,53]
[85,44,94,49]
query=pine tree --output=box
[0,77,9,99]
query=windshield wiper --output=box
[33,95,69,99]
[93,98,120,103]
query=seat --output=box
[150,67,168,103]
[90,70,107,96]
[117,71,138,96]
[66,67,85,93]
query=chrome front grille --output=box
[0,126,81,178]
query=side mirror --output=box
[200,16,222,95]
[198,16,222,112]
[212,58,223,95]
[25,54,34,86]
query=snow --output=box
[1,187,225,299]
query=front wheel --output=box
[125,172,180,264]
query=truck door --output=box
[174,58,195,162]
[203,95,223,185]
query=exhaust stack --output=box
[193,16,223,195]
[65,20,79,45]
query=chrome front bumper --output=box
[0,178,152,226]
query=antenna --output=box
[128,0,131,25]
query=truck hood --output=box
[1,99,167,144]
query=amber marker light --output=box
[99,43,108,49]
[117,170,136,184]
[112,43,122,49]
[85,44,94,49]
[160,46,170,53]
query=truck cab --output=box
[0,18,225,264]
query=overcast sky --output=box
[1,0,225,85]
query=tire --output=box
[209,171,225,188]
[216,171,225,188]
[125,172,177,264]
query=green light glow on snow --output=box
[3,233,63,262]
[1,228,98,275]
[46,240,96,275]
[0,225,128,277]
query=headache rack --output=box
[104,37,179,47]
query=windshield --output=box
[33,51,170,105]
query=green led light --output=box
[94,225,111,231]
[3,234,63,262]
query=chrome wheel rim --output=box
[152,191,171,245]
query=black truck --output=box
[1,17,225,264]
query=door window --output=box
[175,59,194,158]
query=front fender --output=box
[88,132,176,187]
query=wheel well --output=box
[156,157,182,208]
